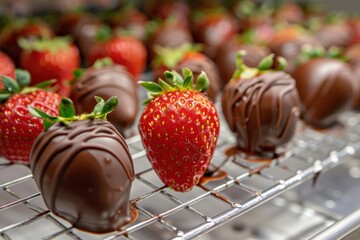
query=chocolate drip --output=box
[70,65,138,134]
[30,120,135,233]
[292,58,357,128]
[222,72,301,154]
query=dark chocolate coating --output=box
[70,65,138,134]
[175,57,221,101]
[292,58,356,128]
[345,45,360,109]
[215,42,271,85]
[222,72,301,154]
[30,119,135,233]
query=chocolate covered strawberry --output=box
[0,70,61,163]
[19,37,80,97]
[88,26,147,80]
[0,51,16,88]
[152,44,221,101]
[138,68,220,192]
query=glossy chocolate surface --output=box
[316,24,351,49]
[345,45,360,109]
[215,42,271,85]
[222,72,301,154]
[292,58,356,128]
[70,65,138,134]
[30,119,135,233]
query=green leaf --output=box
[0,93,11,103]
[2,76,19,93]
[95,25,112,42]
[73,68,85,80]
[276,57,287,70]
[158,79,176,92]
[163,71,176,86]
[182,68,193,89]
[93,57,113,68]
[94,96,105,114]
[28,106,57,119]
[32,79,57,89]
[139,81,163,93]
[102,96,119,115]
[257,54,274,71]
[43,118,56,130]
[194,71,209,92]
[15,69,30,88]
[59,98,75,118]
[172,70,184,87]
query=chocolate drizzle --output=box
[222,72,301,154]
[292,58,357,128]
[70,65,138,134]
[30,119,135,233]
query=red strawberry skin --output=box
[88,36,147,80]
[0,90,60,163]
[138,90,220,192]
[20,45,80,97]
[0,52,16,88]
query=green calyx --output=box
[231,50,287,81]
[139,68,209,104]
[95,25,113,42]
[0,69,55,104]
[297,44,348,64]
[29,96,118,130]
[18,36,72,53]
[152,43,203,68]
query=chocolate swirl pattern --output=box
[70,65,138,134]
[30,119,135,233]
[292,58,357,128]
[222,72,301,154]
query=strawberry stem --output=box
[29,96,119,130]
[297,44,348,64]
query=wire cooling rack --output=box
[1,107,360,240]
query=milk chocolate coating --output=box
[270,35,319,74]
[175,57,221,101]
[292,58,356,128]
[316,24,351,49]
[70,65,138,134]
[148,24,193,62]
[30,119,135,233]
[222,72,301,154]
[215,42,271,85]
[345,45,360,109]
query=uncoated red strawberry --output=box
[138,68,220,192]
[0,70,60,163]
[0,51,15,88]
[88,26,147,81]
[19,37,80,97]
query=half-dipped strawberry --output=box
[138,68,220,192]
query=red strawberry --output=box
[19,37,80,97]
[0,20,54,66]
[88,26,147,81]
[138,68,220,192]
[152,44,221,101]
[0,51,16,88]
[0,70,61,163]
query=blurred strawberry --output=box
[19,37,80,97]
[0,51,15,88]
[88,26,147,81]
[0,20,54,65]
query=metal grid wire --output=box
[1,110,360,240]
